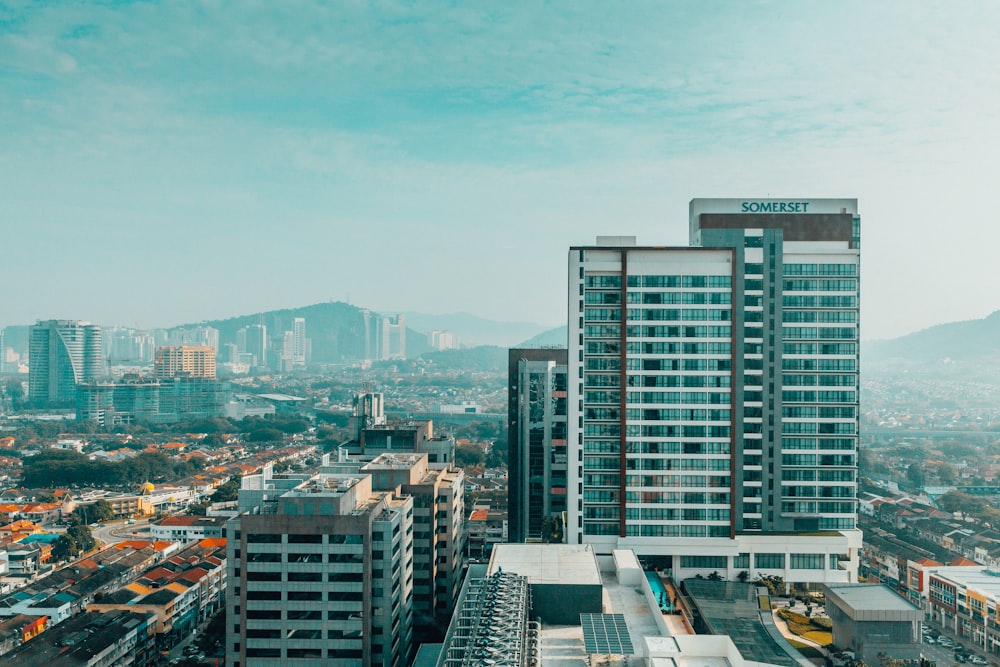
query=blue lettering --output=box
[740,201,811,214]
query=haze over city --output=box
[4,1,1000,338]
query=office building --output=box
[361,312,407,361]
[567,198,861,584]
[28,320,104,405]
[239,324,267,368]
[508,348,569,544]
[226,468,414,667]
[154,345,216,379]
[356,453,465,639]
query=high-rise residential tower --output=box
[292,317,307,367]
[154,345,217,378]
[28,320,104,405]
[507,348,569,544]
[567,198,861,584]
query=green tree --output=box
[906,463,924,487]
[210,475,241,503]
[455,444,484,469]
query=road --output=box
[92,518,153,546]
[923,617,996,667]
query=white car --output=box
[970,657,987,666]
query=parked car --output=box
[923,636,936,644]
[969,656,987,665]
[956,655,968,663]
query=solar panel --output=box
[580,613,634,655]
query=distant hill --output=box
[865,310,1000,362]
[195,302,431,362]
[401,312,550,348]
[516,325,567,348]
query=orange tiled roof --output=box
[469,509,488,521]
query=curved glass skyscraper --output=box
[29,320,104,405]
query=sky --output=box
[2,1,999,340]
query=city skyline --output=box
[4,2,1000,339]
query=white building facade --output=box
[566,198,862,584]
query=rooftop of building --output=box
[682,578,805,667]
[7,609,155,667]
[489,544,602,587]
[927,565,1000,596]
[363,453,426,469]
[823,584,920,613]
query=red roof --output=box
[914,557,942,566]
[950,557,978,566]
[469,509,488,522]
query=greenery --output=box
[938,489,1000,522]
[455,444,485,468]
[778,608,833,646]
[211,476,241,502]
[72,499,114,524]
[21,449,203,489]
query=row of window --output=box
[782,469,855,482]
[624,275,732,288]
[246,533,363,544]
[246,571,365,583]
[245,608,361,620]
[624,325,732,338]
[782,485,854,498]
[245,590,364,601]
[782,406,856,419]
[624,358,733,371]
[625,508,730,521]
[623,374,731,388]
[782,358,856,371]
[782,374,856,386]
[782,422,856,435]
[784,295,857,308]
[782,342,856,355]
[782,454,855,466]
[625,491,730,504]
[622,474,731,488]
[782,391,856,403]
[247,552,362,564]
[625,308,733,322]
[619,524,731,537]
[783,279,857,292]
[784,263,857,276]
[781,437,856,450]
[624,441,731,455]
[784,311,856,323]
[623,458,730,472]
[782,327,856,340]
[244,649,363,659]
[625,408,732,422]
[625,292,732,305]
[625,391,730,405]
[782,501,855,514]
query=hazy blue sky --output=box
[3,1,998,339]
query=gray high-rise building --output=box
[507,348,569,544]
[28,320,104,405]
[240,323,267,368]
[567,198,861,584]
[226,466,414,667]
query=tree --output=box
[737,570,749,583]
[906,463,924,487]
[211,476,241,503]
[455,444,484,469]
[72,499,114,523]
[935,462,958,486]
